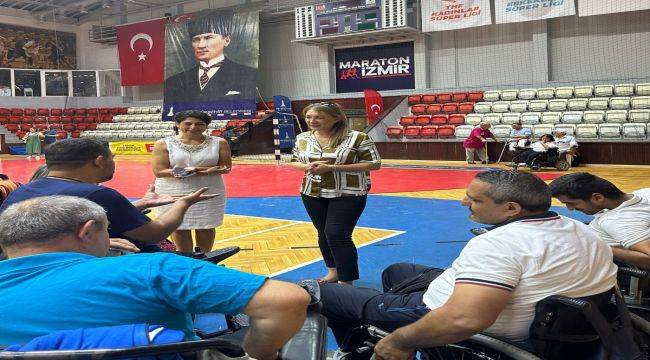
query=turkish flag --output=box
[116,18,165,86]
[364,89,384,124]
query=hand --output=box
[374,335,415,360]
[109,238,140,253]
[196,166,231,175]
[481,138,487,143]
[178,187,220,205]
[308,162,333,175]
[135,184,181,209]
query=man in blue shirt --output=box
[0,196,311,360]
[508,122,532,152]
[1,139,216,251]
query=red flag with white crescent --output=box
[116,18,165,86]
[364,89,384,124]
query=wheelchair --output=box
[511,148,571,171]
[338,287,648,360]
[618,264,650,322]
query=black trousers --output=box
[320,263,443,345]
[301,194,367,282]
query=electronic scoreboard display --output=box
[314,0,382,36]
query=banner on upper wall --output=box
[335,41,414,93]
[116,19,166,86]
[109,141,155,155]
[495,0,575,24]
[0,23,76,69]
[578,0,650,16]
[421,0,492,32]
[163,9,259,120]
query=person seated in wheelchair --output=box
[550,172,650,270]
[517,134,557,168]
[553,130,579,167]
[319,170,617,359]
[508,122,532,152]
[0,196,311,360]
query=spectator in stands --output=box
[553,130,579,167]
[151,110,231,252]
[463,122,498,164]
[0,196,311,359]
[43,125,58,149]
[508,122,531,152]
[519,134,556,167]
[320,170,617,358]
[289,102,381,285]
[22,127,44,160]
[163,10,256,104]
[550,172,650,269]
[1,139,217,252]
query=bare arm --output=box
[612,239,650,269]
[151,139,175,178]
[241,279,311,360]
[288,161,311,172]
[374,284,512,359]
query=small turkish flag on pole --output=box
[116,18,166,86]
[364,89,384,125]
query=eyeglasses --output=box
[316,102,341,109]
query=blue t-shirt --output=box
[0,252,267,345]
[0,178,150,239]
[44,130,58,144]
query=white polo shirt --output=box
[589,188,650,249]
[555,135,578,153]
[422,214,617,341]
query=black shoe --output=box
[481,161,488,164]
[470,227,489,236]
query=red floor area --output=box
[0,158,561,198]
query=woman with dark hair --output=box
[521,134,557,166]
[288,102,381,284]
[151,110,231,252]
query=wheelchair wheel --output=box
[420,334,541,360]
[555,160,570,171]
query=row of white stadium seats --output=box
[96,120,228,130]
[465,110,650,125]
[473,96,650,113]
[483,83,650,101]
[126,106,162,114]
[113,114,164,122]
[455,123,650,139]
[80,130,175,140]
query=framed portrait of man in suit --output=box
[163,9,259,119]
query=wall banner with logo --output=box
[578,0,650,17]
[335,41,414,93]
[495,0,575,24]
[422,0,492,32]
[109,141,155,155]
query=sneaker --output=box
[481,161,488,164]
[35,156,41,160]
[26,155,32,159]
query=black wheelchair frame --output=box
[510,147,571,171]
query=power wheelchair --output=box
[510,147,571,171]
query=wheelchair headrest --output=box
[297,279,321,312]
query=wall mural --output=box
[0,23,76,69]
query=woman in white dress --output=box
[151,111,231,252]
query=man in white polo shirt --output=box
[550,172,650,269]
[320,170,617,359]
[553,130,579,166]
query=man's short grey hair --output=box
[474,170,551,212]
[0,196,107,247]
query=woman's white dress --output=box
[154,135,226,230]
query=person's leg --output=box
[324,195,367,283]
[465,148,475,163]
[301,194,337,282]
[381,262,440,292]
[171,229,194,252]
[320,282,429,346]
[195,228,216,252]
[477,146,488,162]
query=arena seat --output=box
[20,124,32,131]
[561,111,584,124]
[631,96,650,109]
[37,108,50,116]
[407,95,422,105]
[517,88,536,100]
[420,125,438,138]
[448,114,466,125]
[16,130,25,138]
[548,99,568,111]
[11,108,23,116]
[62,109,75,116]
[554,124,576,135]
[499,89,519,101]
[23,109,36,116]
[0,116,8,125]
[442,103,459,114]
[385,126,404,139]
[411,105,426,115]
[636,83,650,96]
[501,113,521,125]
[614,84,635,96]
[99,108,110,115]
[588,97,609,110]
[567,98,588,111]
[521,112,542,125]
[491,101,509,113]
[437,125,455,138]
[404,126,422,138]
[491,125,511,138]
[76,124,87,131]
[458,102,474,114]
[0,108,10,116]
[71,131,81,138]
[56,131,68,139]
[509,100,529,113]
[5,124,18,132]
[436,93,452,104]
[452,92,468,103]
[21,115,33,123]
[63,124,75,132]
[473,102,492,113]
[594,85,614,97]
[528,100,548,112]
[50,108,63,116]
[464,114,483,125]
[629,110,650,123]
[211,129,225,137]
[454,125,474,138]
[75,109,86,116]
[399,116,416,126]
[8,116,21,124]
[622,123,647,138]
[610,97,631,110]
[467,91,484,102]
[34,116,46,124]
[426,104,442,115]
[414,115,431,126]
[554,87,574,99]
[540,112,561,124]
[430,114,448,125]
[86,108,99,115]
[574,85,594,98]
[72,116,84,124]
[483,90,500,102]
[536,88,555,99]
[583,110,605,124]
[421,94,436,104]
[576,124,599,138]
[483,113,502,125]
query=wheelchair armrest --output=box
[175,246,241,264]
[543,295,591,311]
[618,266,650,280]
[279,313,328,360]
